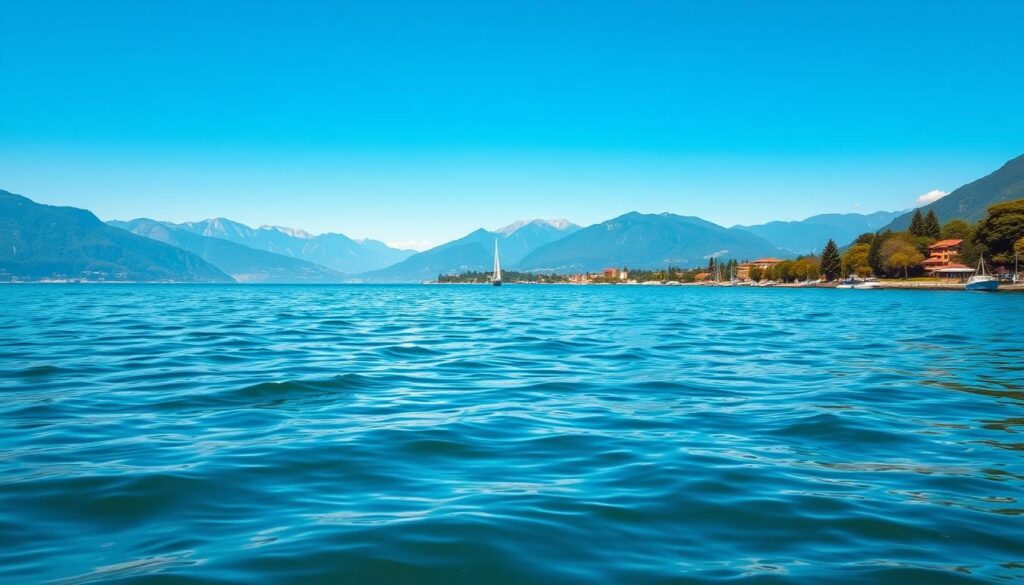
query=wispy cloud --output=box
[387,240,433,251]
[916,189,947,205]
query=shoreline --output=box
[5,281,1024,292]
[434,281,1024,291]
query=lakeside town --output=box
[437,200,1024,291]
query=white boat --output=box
[965,256,998,291]
[490,239,502,286]
[853,278,880,289]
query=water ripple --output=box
[0,285,1021,583]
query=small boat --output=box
[853,278,880,289]
[966,256,998,291]
[490,239,502,286]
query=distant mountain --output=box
[496,219,582,263]
[736,211,903,254]
[0,190,231,282]
[172,218,414,273]
[361,219,579,282]
[884,154,1024,231]
[109,219,349,283]
[516,212,785,273]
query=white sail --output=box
[492,239,501,281]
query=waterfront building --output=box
[922,239,963,274]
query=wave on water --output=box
[0,285,1022,584]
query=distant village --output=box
[438,201,1024,289]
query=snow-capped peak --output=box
[497,218,574,236]
[259,225,313,239]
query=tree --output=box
[924,210,941,240]
[820,239,841,281]
[941,219,975,241]
[976,198,1024,264]
[940,219,983,266]
[868,230,892,275]
[909,209,925,237]
[748,265,764,282]
[881,236,924,278]
[842,243,872,278]
[796,257,821,281]
[1016,237,1024,257]
[853,233,875,245]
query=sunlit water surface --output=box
[1,285,1022,584]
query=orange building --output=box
[751,258,783,269]
[737,263,752,280]
[601,268,628,281]
[736,258,782,281]
[922,239,963,274]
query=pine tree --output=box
[909,209,925,236]
[820,239,842,281]
[868,230,891,276]
[924,210,941,240]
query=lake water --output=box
[1,285,1022,583]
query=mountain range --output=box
[361,219,580,282]
[735,211,904,255]
[3,153,1021,282]
[1,190,231,282]
[516,212,786,273]
[108,219,349,283]
[167,218,414,274]
[883,154,1024,232]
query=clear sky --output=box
[2,0,1022,249]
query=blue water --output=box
[1,285,1022,584]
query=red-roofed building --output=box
[751,258,783,269]
[923,239,962,274]
[738,258,782,281]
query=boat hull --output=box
[491,280,502,287]
[965,280,998,291]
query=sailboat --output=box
[490,239,502,286]
[966,255,998,291]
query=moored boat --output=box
[965,256,998,291]
[853,278,880,290]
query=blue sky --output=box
[2,1,1022,249]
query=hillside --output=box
[884,154,1024,231]
[517,212,785,273]
[736,211,902,254]
[0,191,231,282]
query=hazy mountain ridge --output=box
[883,154,1024,231]
[109,219,350,283]
[736,210,903,254]
[0,190,231,282]
[172,218,414,273]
